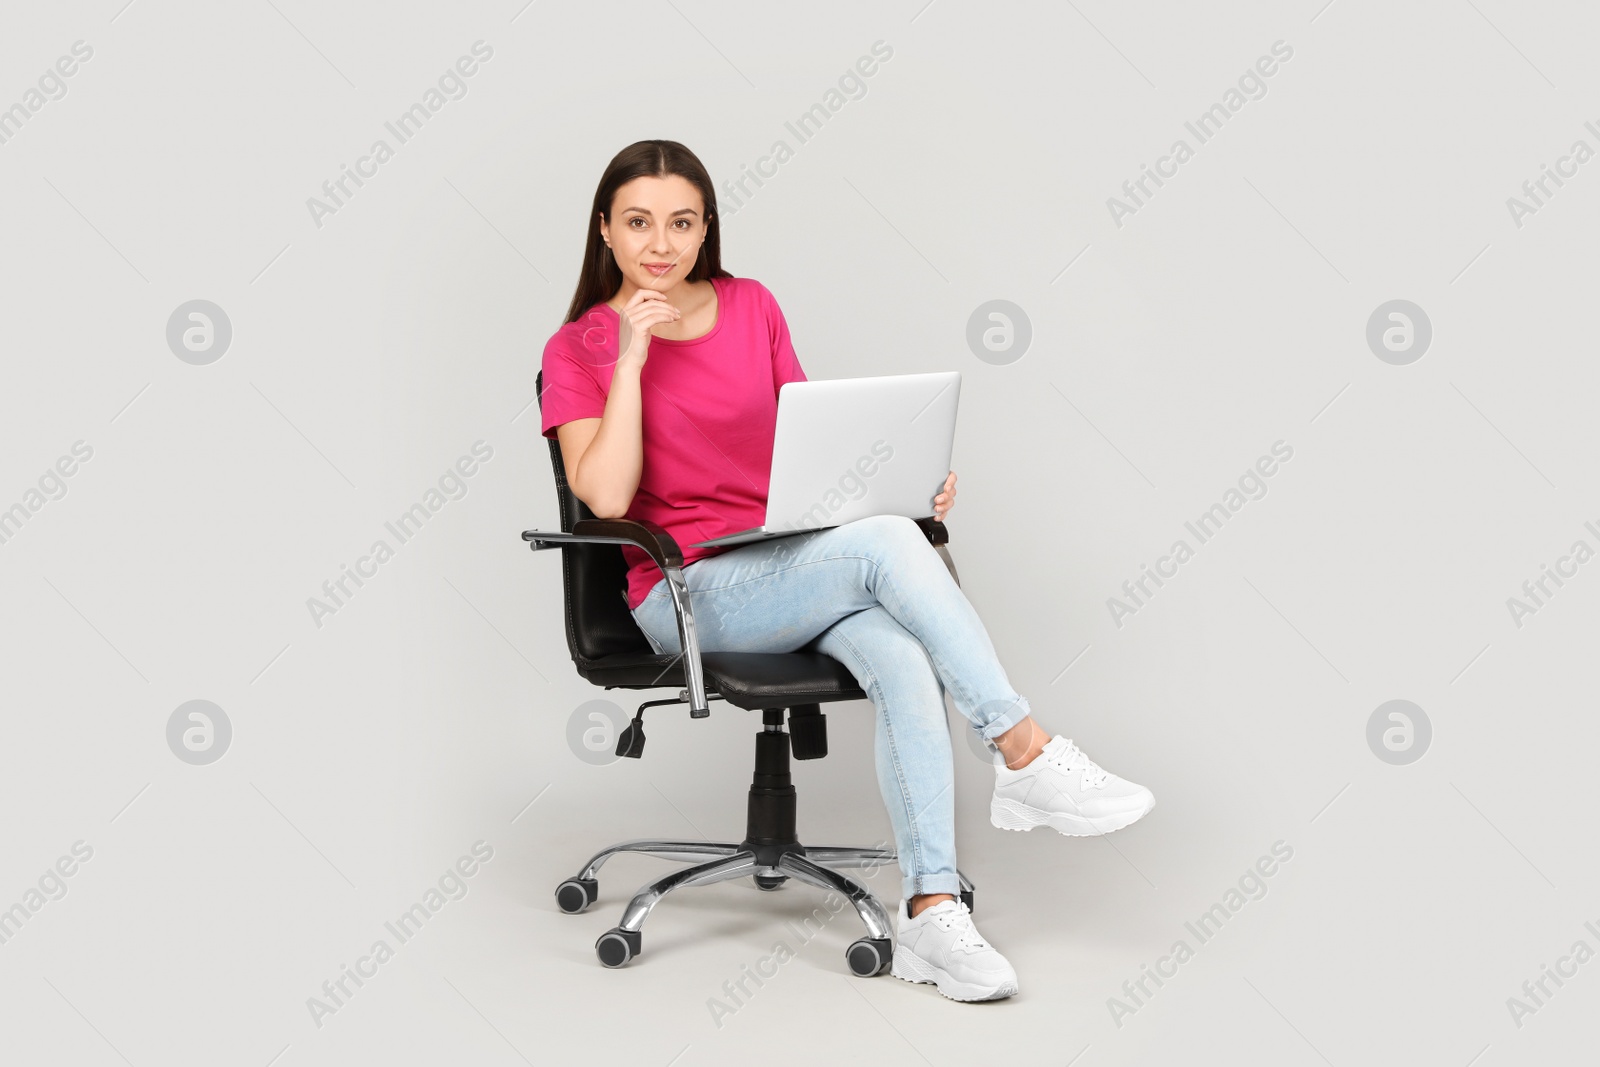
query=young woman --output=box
[539,140,1155,1002]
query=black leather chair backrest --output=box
[538,370,657,662]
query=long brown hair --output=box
[563,139,731,325]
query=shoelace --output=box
[1044,737,1109,789]
[931,903,990,951]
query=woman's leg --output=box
[631,514,1034,749]
[626,513,1149,986]
[809,605,959,904]
[629,514,1038,903]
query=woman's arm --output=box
[556,362,644,519]
[553,290,681,518]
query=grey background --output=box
[2,1,1596,1064]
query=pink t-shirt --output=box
[540,274,808,611]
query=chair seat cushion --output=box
[577,650,866,710]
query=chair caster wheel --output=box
[961,889,974,915]
[846,937,892,977]
[596,927,641,968]
[754,874,787,891]
[555,878,599,914]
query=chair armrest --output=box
[521,519,711,717]
[574,518,682,572]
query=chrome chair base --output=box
[557,839,975,975]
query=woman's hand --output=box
[616,288,681,371]
[933,470,957,521]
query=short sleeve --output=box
[539,326,608,440]
[763,284,808,396]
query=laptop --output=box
[691,370,961,548]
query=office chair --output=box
[522,370,974,978]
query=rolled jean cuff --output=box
[977,696,1032,742]
[905,871,963,901]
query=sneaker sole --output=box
[990,794,1155,836]
[890,945,1018,1002]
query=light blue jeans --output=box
[629,514,1032,900]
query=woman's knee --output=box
[842,513,930,562]
[818,608,943,710]
[854,512,923,539]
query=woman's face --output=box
[600,174,708,292]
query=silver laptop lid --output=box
[763,371,961,534]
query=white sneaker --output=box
[891,898,1018,1002]
[991,734,1155,836]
